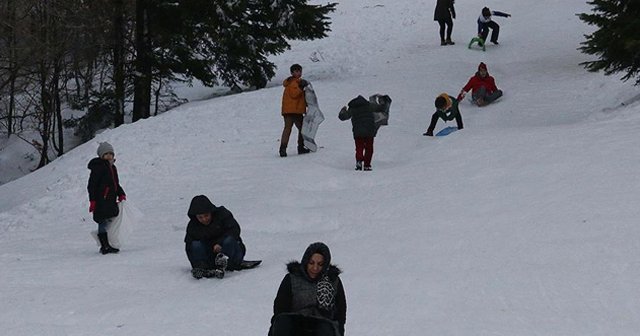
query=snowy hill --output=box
[1,1,640,335]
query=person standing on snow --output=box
[339,95,378,171]
[434,0,456,46]
[458,62,503,107]
[477,7,511,45]
[269,242,347,336]
[87,142,126,255]
[184,195,247,279]
[280,63,311,157]
[423,93,464,136]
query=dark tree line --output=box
[0,0,336,169]
[579,0,640,85]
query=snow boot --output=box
[364,165,372,171]
[279,146,287,157]
[297,145,310,154]
[446,38,455,45]
[355,161,363,171]
[97,232,119,254]
[215,253,229,271]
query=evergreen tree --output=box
[144,0,337,89]
[578,0,640,84]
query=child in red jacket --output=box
[458,62,503,107]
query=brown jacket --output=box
[281,77,306,115]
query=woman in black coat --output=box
[270,242,347,336]
[434,0,456,45]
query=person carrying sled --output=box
[477,7,511,45]
[339,95,380,171]
[458,62,503,107]
[87,142,126,255]
[184,195,247,279]
[434,0,456,45]
[269,242,347,336]
[423,93,463,136]
[280,63,311,157]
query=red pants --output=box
[354,137,374,166]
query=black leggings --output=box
[437,18,453,41]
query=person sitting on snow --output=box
[458,62,503,107]
[184,195,246,279]
[423,93,463,136]
[477,7,511,45]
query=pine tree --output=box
[578,0,640,84]
[143,0,337,89]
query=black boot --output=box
[97,232,119,254]
[297,145,310,154]
[279,145,287,157]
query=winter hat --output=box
[97,142,114,158]
[482,7,491,17]
[478,62,488,72]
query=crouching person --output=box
[423,93,464,136]
[184,195,246,279]
[269,242,347,336]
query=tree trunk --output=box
[113,0,126,126]
[132,0,152,122]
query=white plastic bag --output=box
[90,201,141,249]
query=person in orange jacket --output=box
[280,64,311,157]
[458,62,503,107]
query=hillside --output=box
[1,1,640,335]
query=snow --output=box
[2,0,640,335]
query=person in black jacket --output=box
[87,142,126,255]
[339,95,377,171]
[270,242,346,336]
[434,0,456,45]
[423,93,464,136]
[184,195,246,279]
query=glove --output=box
[457,91,466,100]
[298,79,308,90]
[118,195,126,202]
[89,201,96,213]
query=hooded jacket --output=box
[87,157,125,221]
[281,77,306,115]
[339,95,377,138]
[272,242,346,335]
[184,195,242,245]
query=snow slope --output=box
[1,1,640,335]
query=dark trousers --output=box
[186,236,245,269]
[437,18,453,41]
[472,87,503,104]
[426,112,463,134]
[354,137,374,167]
[281,114,304,148]
[480,21,500,42]
[270,314,337,336]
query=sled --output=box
[435,126,458,137]
[238,260,262,270]
[468,37,486,51]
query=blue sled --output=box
[435,126,458,136]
